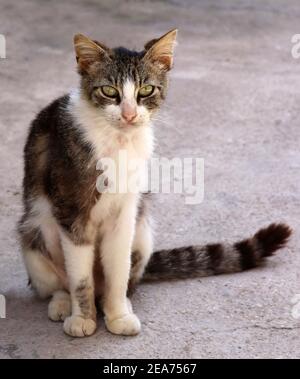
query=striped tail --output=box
[143,223,292,281]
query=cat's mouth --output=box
[118,119,142,130]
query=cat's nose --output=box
[122,113,136,123]
[121,111,137,123]
[121,103,137,124]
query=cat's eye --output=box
[101,85,119,98]
[138,85,155,97]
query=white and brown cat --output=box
[18,29,291,337]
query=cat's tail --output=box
[143,223,292,281]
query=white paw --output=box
[63,316,96,337]
[48,295,71,322]
[105,313,141,336]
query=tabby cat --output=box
[18,29,291,337]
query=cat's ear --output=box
[143,29,178,71]
[74,34,111,72]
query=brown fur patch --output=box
[18,95,102,246]
[234,239,257,270]
[207,243,224,273]
[75,278,96,320]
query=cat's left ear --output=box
[143,29,178,71]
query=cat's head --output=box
[73,30,177,130]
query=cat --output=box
[18,29,292,337]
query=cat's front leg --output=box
[101,195,141,336]
[60,234,97,337]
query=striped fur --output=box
[143,223,292,280]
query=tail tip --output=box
[255,223,292,257]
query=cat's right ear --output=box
[74,34,110,73]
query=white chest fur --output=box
[68,91,154,225]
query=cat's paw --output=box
[105,313,141,336]
[48,294,71,322]
[63,316,96,337]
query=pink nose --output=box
[121,102,137,123]
[121,111,137,123]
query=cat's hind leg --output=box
[19,201,70,321]
[22,247,64,299]
[48,290,71,321]
[19,196,67,299]
[22,246,71,322]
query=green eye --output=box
[101,85,118,98]
[138,85,154,97]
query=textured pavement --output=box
[0,0,300,359]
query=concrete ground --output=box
[0,0,300,359]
